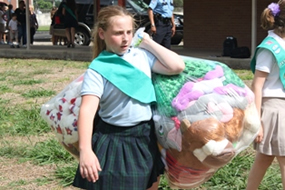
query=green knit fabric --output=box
[152,57,245,117]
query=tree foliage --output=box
[34,0,53,10]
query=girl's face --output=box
[99,15,133,55]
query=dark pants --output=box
[152,19,172,49]
[18,24,26,45]
[30,27,36,44]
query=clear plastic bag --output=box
[40,74,84,160]
[152,56,260,189]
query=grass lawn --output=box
[38,25,50,31]
[0,58,282,190]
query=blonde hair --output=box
[261,0,285,33]
[91,5,135,58]
[29,5,34,12]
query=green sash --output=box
[251,36,285,88]
[63,4,77,20]
[89,51,156,104]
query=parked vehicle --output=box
[51,0,183,46]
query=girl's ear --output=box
[98,28,105,40]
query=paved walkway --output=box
[0,42,251,70]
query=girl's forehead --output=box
[109,15,132,24]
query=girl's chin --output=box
[117,47,129,55]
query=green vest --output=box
[251,36,285,88]
[89,51,156,104]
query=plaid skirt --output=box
[73,118,165,190]
[254,97,285,156]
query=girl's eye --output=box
[115,32,122,35]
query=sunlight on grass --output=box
[22,89,55,98]
[23,138,75,165]
[0,85,12,94]
[8,179,28,187]
[34,177,54,186]
[13,79,44,86]
[55,163,78,186]
[0,105,50,136]
[234,69,254,80]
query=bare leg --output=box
[71,27,76,47]
[0,32,3,43]
[276,156,285,189]
[147,176,160,190]
[246,152,275,190]
[3,33,6,43]
[65,28,71,47]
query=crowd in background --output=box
[0,0,38,48]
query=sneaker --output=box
[16,45,20,48]
[23,44,27,47]
[10,45,15,48]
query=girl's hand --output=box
[79,149,102,183]
[255,124,263,143]
[131,27,148,48]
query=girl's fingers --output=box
[80,166,100,182]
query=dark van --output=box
[52,0,183,46]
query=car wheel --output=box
[74,28,90,46]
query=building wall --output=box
[183,0,273,52]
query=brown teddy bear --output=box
[164,108,245,189]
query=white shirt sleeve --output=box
[81,69,104,98]
[255,48,275,73]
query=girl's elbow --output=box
[174,61,185,73]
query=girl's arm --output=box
[139,33,185,75]
[251,70,268,143]
[78,95,101,182]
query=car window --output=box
[87,4,93,15]
[128,0,148,12]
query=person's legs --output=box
[30,27,36,44]
[0,32,3,44]
[9,30,13,44]
[152,20,164,45]
[70,27,75,47]
[160,25,172,49]
[276,156,285,189]
[0,23,4,43]
[65,28,71,47]
[15,31,19,48]
[246,152,275,190]
[3,32,7,43]
[22,24,27,45]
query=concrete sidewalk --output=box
[0,42,251,70]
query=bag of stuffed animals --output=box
[40,74,84,160]
[152,56,260,189]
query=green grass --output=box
[0,58,282,189]
[38,25,50,31]
[21,89,56,98]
